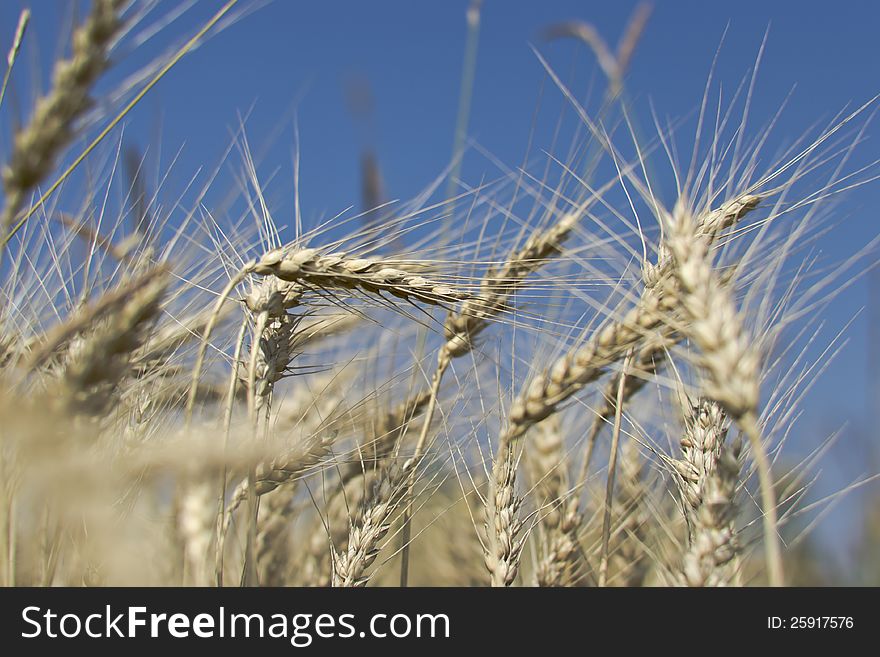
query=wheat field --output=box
[0,0,878,588]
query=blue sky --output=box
[3,0,880,573]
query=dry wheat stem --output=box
[215,315,249,586]
[604,439,652,586]
[597,350,632,586]
[186,264,254,426]
[0,9,30,111]
[578,334,669,487]
[241,309,270,587]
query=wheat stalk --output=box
[603,439,652,586]
[0,9,30,111]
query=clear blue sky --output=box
[3,0,879,572]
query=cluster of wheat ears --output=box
[0,1,876,588]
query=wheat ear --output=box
[59,273,168,417]
[1,0,125,232]
[296,393,431,586]
[0,10,30,111]
[332,459,413,587]
[580,194,760,475]
[674,398,741,586]
[253,248,473,306]
[226,428,341,515]
[662,199,783,586]
[484,438,524,587]
[529,418,586,586]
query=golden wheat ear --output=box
[0,9,30,111]
[1,0,126,233]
